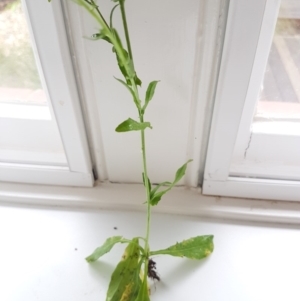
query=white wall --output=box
[1,203,300,301]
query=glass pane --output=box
[255,0,300,121]
[0,0,67,166]
[0,0,47,106]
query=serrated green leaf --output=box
[106,238,142,301]
[116,118,152,132]
[85,236,124,262]
[150,235,214,260]
[134,278,150,301]
[149,160,192,206]
[145,81,159,104]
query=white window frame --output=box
[203,0,300,202]
[0,0,93,187]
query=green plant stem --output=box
[119,0,134,64]
[82,0,151,279]
[118,0,151,280]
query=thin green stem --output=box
[139,116,152,281]
[80,0,151,281]
[119,0,134,64]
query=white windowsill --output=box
[1,181,300,225]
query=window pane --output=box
[0,0,47,106]
[255,0,300,122]
[0,0,67,166]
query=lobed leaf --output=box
[150,235,214,260]
[85,236,124,262]
[149,159,192,206]
[106,238,142,301]
[116,118,152,132]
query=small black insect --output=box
[147,258,160,281]
[113,227,118,230]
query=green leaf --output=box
[114,77,139,106]
[134,74,142,87]
[174,159,193,183]
[150,235,214,260]
[106,238,142,301]
[150,181,171,199]
[116,118,152,132]
[149,159,192,206]
[134,278,150,301]
[85,236,124,262]
[145,81,159,105]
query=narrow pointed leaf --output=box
[150,235,214,260]
[85,236,124,262]
[149,160,192,206]
[145,81,159,104]
[106,238,142,301]
[116,118,152,132]
[150,181,171,199]
[174,159,193,183]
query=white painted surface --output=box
[203,0,300,200]
[0,103,51,120]
[204,0,267,182]
[2,182,300,224]
[231,0,300,181]
[1,204,300,301]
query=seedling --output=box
[48,0,214,299]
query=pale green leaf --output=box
[85,236,124,262]
[106,238,142,301]
[115,118,152,132]
[145,81,159,104]
[150,235,214,260]
[149,160,192,206]
[174,159,193,183]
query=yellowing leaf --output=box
[149,235,214,260]
[106,238,143,301]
